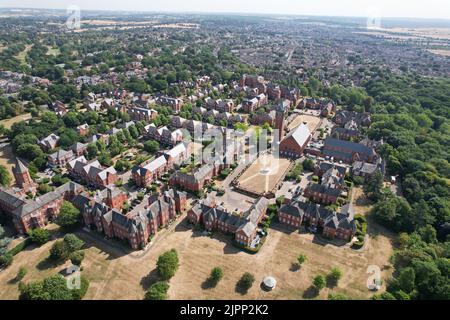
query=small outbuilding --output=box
[262,276,277,291]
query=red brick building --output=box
[279,124,312,159]
[188,197,269,247]
[76,189,187,249]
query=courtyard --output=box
[235,154,292,197]
[287,113,321,133]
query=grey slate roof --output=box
[324,138,375,157]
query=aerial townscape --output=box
[0,3,449,304]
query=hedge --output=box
[8,238,32,256]
[233,236,266,254]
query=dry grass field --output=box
[288,114,321,132]
[0,187,394,300]
[0,218,394,300]
[0,113,32,129]
[0,144,17,185]
[236,154,291,195]
[428,49,450,57]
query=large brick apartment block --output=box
[0,160,84,234]
[156,96,183,113]
[188,197,269,246]
[75,189,187,249]
[279,199,356,241]
[68,156,117,188]
[127,105,158,122]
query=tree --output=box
[18,281,49,300]
[0,165,12,187]
[19,275,74,300]
[156,249,179,280]
[98,152,113,167]
[49,240,67,261]
[17,144,44,161]
[302,159,315,171]
[51,174,70,187]
[37,183,53,195]
[28,228,52,245]
[209,267,224,286]
[363,171,383,201]
[55,201,81,228]
[313,275,326,291]
[397,267,415,294]
[49,234,84,262]
[144,281,169,300]
[115,159,132,172]
[69,250,85,266]
[63,234,84,253]
[237,272,255,292]
[327,267,343,286]
[143,140,160,154]
[87,143,98,159]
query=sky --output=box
[1,0,450,20]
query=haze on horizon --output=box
[1,0,450,20]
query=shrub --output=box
[209,267,224,285]
[16,266,28,281]
[303,159,315,171]
[220,169,230,179]
[0,253,13,268]
[297,254,307,266]
[144,281,169,300]
[328,293,350,300]
[156,249,179,280]
[71,275,90,300]
[352,241,364,249]
[276,196,285,207]
[328,267,343,286]
[313,275,326,290]
[69,250,85,266]
[237,272,255,291]
[28,228,52,245]
[7,238,32,256]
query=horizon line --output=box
[1,6,450,22]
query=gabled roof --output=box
[324,138,375,157]
[283,124,311,147]
[49,149,73,161]
[279,203,304,218]
[237,220,257,237]
[164,143,187,159]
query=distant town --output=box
[0,8,448,301]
